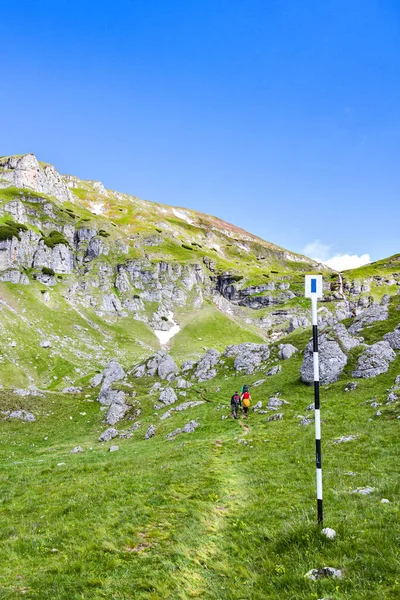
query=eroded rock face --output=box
[333,323,363,351]
[224,343,270,375]
[352,341,396,379]
[300,334,347,384]
[0,154,72,202]
[137,351,179,380]
[348,303,388,334]
[95,360,128,425]
[194,349,221,381]
[158,387,177,406]
[384,326,400,350]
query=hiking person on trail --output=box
[241,385,252,417]
[231,391,241,419]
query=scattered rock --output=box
[348,303,388,334]
[381,498,390,504]
[384,325,400,350]
[344,382,358,392]
[182,419,199,433]
[181,360,195,372]
[278,343,298,360]
[268,397,289,408]
[90,373,103,388]
[306,402,315,411]
[166,428,181,440]
[5,410,35,422]
[224,343,270,375]
[159,387,177,406]
[386,392,398,405]
[40,340,51,348]
[98,428,119,442]
[266,365,281,376]
[62,386,82,394]
[305,567,342,581]
[352,341,396,379]
[252,401,262,412]
[299,417,313,426]
[194,349,221,381]
[333,435,359,444]
[351,487,374,495]
[175,377,192,389]
[70,446,84,454]
[252,379,266,387]
[375,410,382,417]
[109,445,119,452]
[266,413,283,422]
[144,425,156,439]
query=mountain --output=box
[0,152,322,389]
[0,153,399,598]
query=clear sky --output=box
[1,0,399,267]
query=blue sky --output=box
[1,0,399,267]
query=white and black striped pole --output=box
[305,275,323,524]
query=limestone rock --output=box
[98,428,119,442]
[194,349,221,381]
[333,323,363,351]
[352,341,396,379]
[109,445,119,452]
[158,387,177,406]
[321,527,336,540]
[300,334,347,385]
[144,425,156,439]
[224,343,270,375]
[70,446,84,454]
[384,325,400,350]
[5,410,35,422]
[305,567,342,580]
[182,419,199,433]
[348,303,388,334]
[288,316,310,332]
[266,413,283,422]
[278,343,298,360]
[266,365,281,376]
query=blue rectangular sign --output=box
[311,278,317,293]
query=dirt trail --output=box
[240,420,250,435]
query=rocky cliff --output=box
[0,153,399,389]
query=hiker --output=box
[231,391,241,419]
[241,386,252,417]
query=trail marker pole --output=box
[305,275,323,524]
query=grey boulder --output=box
[352,341,396,379]
[348,303,388,334]
[144,425,156,439]
[159,387,177,406]
[194,349,221,382]
[98,427,119,442]
[278,343,298,360]
[300,334,347,384]
[384,325,400,350]
[224,343,270,375]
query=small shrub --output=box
[0,220,28,242]
[98,229,110,238]
[161,316,168,321]
[155,228,163,233]
[43,231,69,249]
[181,244,193,251]
[42,267,55,276]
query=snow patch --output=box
[172,208,194,224]
[90,202,104,215]
[153,312,181,345]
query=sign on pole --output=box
[305,275,323,524]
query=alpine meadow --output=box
[0,154,399,600]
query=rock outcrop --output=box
[300,333,347,384]
[352,341,396,378]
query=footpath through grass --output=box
[0,355,399,599]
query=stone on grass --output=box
[70,446,84,454]
[348,303,388,334]
[182,419,199,433]
[159,387,177,406]
[252,401,262,412]
[305,567,342,581]
[322,527,336,540]
[344,382,358,391]
[268,397,289,408]
[299,417,313,426]
[109,445,119,452]
[225,343,270,375]
[386,392,398,405]
[383,325,400,350]
[91,373,103,387]
[333,435,359,444]
[194,349,221,381]
[352,341,396,379]
[266,365,281,376]
[351,487,374,495]
[6,410,35,422]
[40,339,51,348]
[63,386,82,394]
[166,428,182,440]
[381,498,390,504]
[301,334,347,384]
[266,413,283,422]
[98,427,119,442]
[252,379,266,387]
[144,425,156,439]
[278,343,298,360]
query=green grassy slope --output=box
[0,317,399,599]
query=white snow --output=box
[172,208,194,224]
[90,202,104,215]
[153,312,181,345]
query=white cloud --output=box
[303,239,370,272]
[323,253,371,271]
